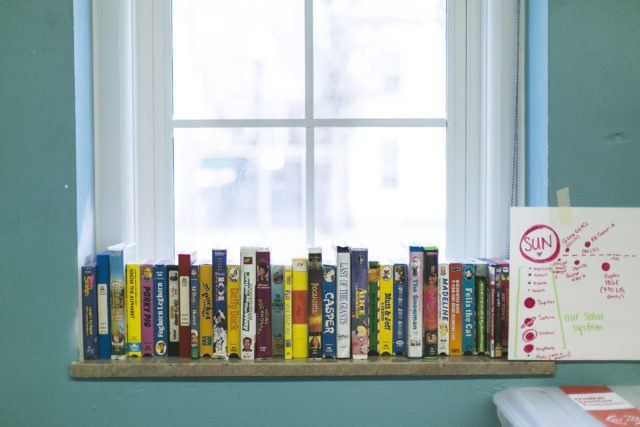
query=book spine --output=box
[292,257,308,359]
[212,250,228,359]
[322,265,337,359]
[474,261,488,355]
[336,246,351,359]
[271,265,285,358]
[392,264,407,356]
[493,261,503,358]
[81,263,98,360]
[140,264,154,356]
[461,262,476,355]
[437,262,450,355]
[368,261,379,356]
[500,261,509,356]
[423,247,439,357]
[199,263,213,358]
[407,246,424,358]
[307,248,323,360]
[109,247,128,359]
[190,264,200,359]
[351,248,369,360]
[449,261,463,356]
[240,247,256,360]
[152,263,168,356]
[96,252,110,359]
[255,248,272,359]
[126,263,142,357]
[167,264,180,357]
[484,260,497,358]
[378,264,394,356]
[226,265,241,358]
[284,266,293,360]
[178,252,194,358]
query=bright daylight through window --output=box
[172,0,447,262]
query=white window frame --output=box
[93,0,524,260]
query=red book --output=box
[178,251,196,357]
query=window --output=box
[92,0,523,262]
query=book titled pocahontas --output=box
[322,264,337,358]
[240,247,257,360]
[378,264,394,356]
[351,248,369,360]
[109,243,135,360]
[198,262,213,358]
[140,263,155,356]
[255,248,272,359]
[393,263,407,356]
[307,248,323,360]
[212,250,228,359]
[226,264,241,358]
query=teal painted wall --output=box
[1,1,639,426]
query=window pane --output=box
[174,128,306,260]
[315,128,447,260]
[172,1,305,120]
[314,0,446,118]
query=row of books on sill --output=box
[80,243,509,361]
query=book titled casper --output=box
[96,251,110,359]
[255,248,272,359]
[81,261,98,360]
[336,246,351,359]
[351,248,369,360]
[178,251,196,357]
[152,261,170,356]
[378,264,394,356]
[292,257,308,359]
[407,246,424,358]
[284,266,293,360]
[271,265,285,358]
[198,263,214,358]
[321,265,337,359]
[392,264,407,356]
[126,262,142,357]
[226,264,241,358]
[108,243,135,360]
[166,263,180,357]
[140,263,155,356]
[423,246,439,357]
[437,261,450,356]
[307,248,323,360]
[212,250,228,359]
[240,247,257,360]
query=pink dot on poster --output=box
[524,344,534,353]
[525,331,535,341]
[574,260,580,266]
[585,241,591,248]
[565,247,570,252]
[524,297,535,309]
[602,262,610,272]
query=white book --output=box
[336,246,351,359]
[438,261,450,355]
[407,246,424,358]
[240,246,257,360]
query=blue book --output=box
[392,264,407,356]
[190,264,200,359]
[96,251,111,359]
[153,261,170,356]
[81,262,98,359]
[271,265,285,357]
[212,249,228,359]
[321,264,337,358]
[462,261,476,355]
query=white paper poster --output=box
[509,207,640,360]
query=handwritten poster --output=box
[509,207,640,360]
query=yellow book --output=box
[126,263,142,357]
[378,264,394,356]
[199,263,213,357]
[226,265,241,357]
[284,266,293,360]
[292,258,308,359]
